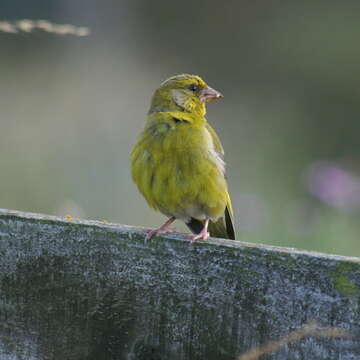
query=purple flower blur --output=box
[306,161,360,210]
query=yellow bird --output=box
[131,74,235,241]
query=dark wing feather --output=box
[224,205,236,239]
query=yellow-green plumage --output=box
[131,74,235,240]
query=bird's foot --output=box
[188,230,210,243]
[188,219,210,243]
[144,217,177,241]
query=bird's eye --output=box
[189,84,198,92]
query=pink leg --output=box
[189,219,210,243]
[145,216,176,241]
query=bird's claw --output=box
[144,227,178,241]
[188,231,210,243]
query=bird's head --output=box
[149,74,222,116]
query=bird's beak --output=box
[199,86,223,103]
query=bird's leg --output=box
[145,216,176,241]
[189,219,210,243]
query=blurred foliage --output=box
[1,0,360,256]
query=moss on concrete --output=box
[328,262,360,297]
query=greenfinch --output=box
[131,74,235,241]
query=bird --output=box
[131,74,235,242]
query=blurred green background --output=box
[1,0,360,256]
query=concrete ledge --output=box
[0,208,359,359]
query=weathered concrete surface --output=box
[0,208,359,360]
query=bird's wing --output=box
[205,123,224,155]
[196,123,236,239]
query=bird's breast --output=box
[131,122,227,221]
